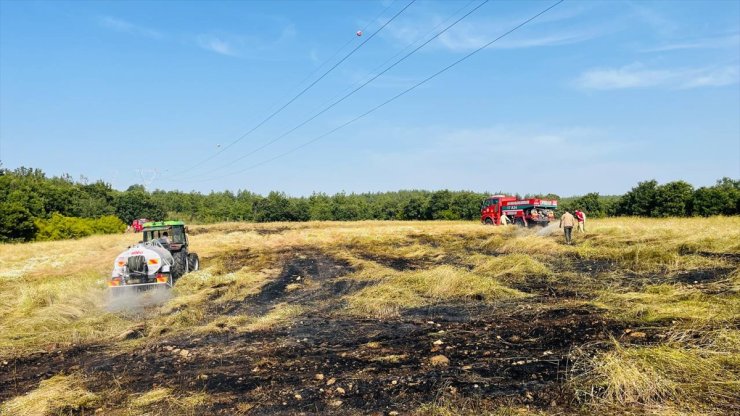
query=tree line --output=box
[1,166,738,242]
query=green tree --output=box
[653,181,694,216]
[400,195,429,220]
[308,193,333,220]
[371,194,402,220]
[693,178,740,216]
[0,202,37,242]
[114,190,166,224]
[253,192,295,222]
[573,192,604,218]
[616,180,658,216]
[427,190,457,219]
[451,191,486,220]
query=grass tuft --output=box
[1,374,99,416]
[347,265,526,317]
[573,331,740,411]
[130,387,172,408]
[594,284,739,323]
[471,253,550,282]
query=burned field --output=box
[1,219,738,415]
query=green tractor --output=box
[140,220,200,279]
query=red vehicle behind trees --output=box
[131,218,150,232]
[481,195,558,226]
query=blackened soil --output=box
[686,251,740,262]
[217,248,260,273]
[550,257,618,275]
[224,249,358,316]
[352,249,469,272]
[251,226,291,236]
[0,304,619,415]
[508,277,586,299]
[354,252,426,271]
[671,267,736,285]
[3,240,702,415]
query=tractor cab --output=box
[142,221,188,252]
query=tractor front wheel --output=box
[484,218,494,225]
[188,253,200,272]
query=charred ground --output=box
[1,219,738,415]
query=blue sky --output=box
[1,0,738,196]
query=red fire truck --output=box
[131,218,150,232]
[481,195,557,226]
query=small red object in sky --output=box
[356,30,362,37]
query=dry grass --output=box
[347,265,527,317]
[124,387,208,415]
[413,401,546,415]
[1,217,738,414]
[244,303,303,331]
[129,387,172,408]
[0,374,99,416]
[470,253,551,284]
[199,303,303,334]
[573,329,739,413]
[571,217,739,272]
[594,284,739,324]
[0,234,136,352]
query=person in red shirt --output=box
[574,210,586,233]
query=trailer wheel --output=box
[484,218,494,225]
[515,218,525,227]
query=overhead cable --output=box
[190,0,565,183]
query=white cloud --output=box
[574,63,740,90]
[308,48,320,65]
[643,33,740,52]
[627,3,678,36]
[381,2,606,53]
[97,16,162,39]
[196,35,237,56]
[195,23,295,58]
[438,29,597,52]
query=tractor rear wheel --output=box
[484,218,494,225]
[172,251,188,279]
[188,253,200,272]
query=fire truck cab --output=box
[481,195,557,226]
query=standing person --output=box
[560,210,576,244]
[575,210,586,233]
[500,214,510,226]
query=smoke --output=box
[106,287,172,316]
[536,222,560,237]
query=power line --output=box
[233,0,400,140]
[172,0,489,180]
[315,0,476,110]
[289,0,400,97]
[189,0,565,184]
[169,0,415,178]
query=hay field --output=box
[1,218,738,415]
